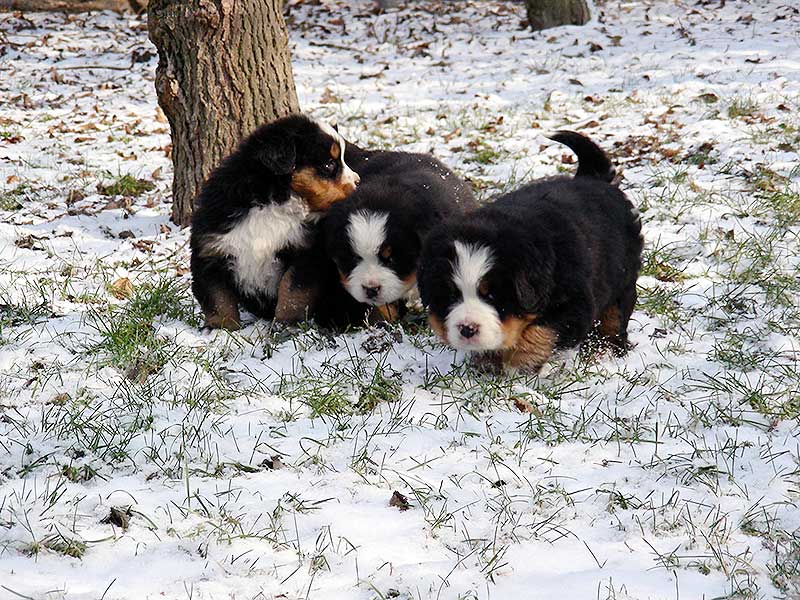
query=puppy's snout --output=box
[342,168,360,192]
[459,323,479,339]
[362,284,381,300]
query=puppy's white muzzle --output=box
[445,298,503,351]
[346,262,410,305]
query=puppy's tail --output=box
[548,130,616,183]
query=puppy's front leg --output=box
[502,325,558,372]
[201,283,241,331]
[192,257,241,330]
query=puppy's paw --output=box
[470,351,503,374]
[203,311,242,331]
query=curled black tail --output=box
[548,130,616,183]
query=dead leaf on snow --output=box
[109,277,134,299]
[48,392,71,406]
[511,396,542,416]
[260,456,285,470]
[389,491,410,511]
[101,506,131,529]
[319,87,341,104]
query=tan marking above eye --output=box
[291,167,355,212]
[380,244,392,260]
[330,143,341,160]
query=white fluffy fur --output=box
[207,195,311,299]
[445,241,504,350]
[345,210,410,305]
[317,119,359,188]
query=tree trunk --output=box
[524,0,590,31]
[148,0,299,226]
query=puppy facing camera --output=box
[323,148,477,314]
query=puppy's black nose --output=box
[363,285,381,300]
[459,323,479,339]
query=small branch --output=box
[308,40,362,52]
[53,64,131,71]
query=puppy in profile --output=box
[418,131,643,372]
[276,147,476,324]
[190,114,359,330]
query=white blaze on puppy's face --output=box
[344,210,410,305]
[317,120,359,189]
[445,241,503,351]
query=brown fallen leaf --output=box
[109,277,134,300]
[101,506,131,529]
[66,189,86,205]
[48,392,71,406]
[319,87,341,104]
[512,396,542,416]
[260,456,285,470]
[389,491,410,511]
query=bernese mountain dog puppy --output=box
[418,131,643,372]
[324,150,477,307]
[275,145,476,324]
[190,114,359,330]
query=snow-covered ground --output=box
[1,1,799,598]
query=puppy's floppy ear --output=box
[256,137,296,175]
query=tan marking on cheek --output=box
[502,325,557,372]
[338,270,349,287]
[428,314,447,343]
[597,305,622,338]
[291,167,357,212]
[402,272,416,286]
[500,314,538,349]
[331,143,340,160]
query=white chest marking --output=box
[208,196,311,299]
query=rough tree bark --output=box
[524,0,590,31]
[148,0,299,226]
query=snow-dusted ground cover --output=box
[1,1,799,598]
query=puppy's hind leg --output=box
[274,266,319,324]
[597,284,637,356]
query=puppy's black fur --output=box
[190,114,359,330]
[277,144,476,325]
[418,131,642,371]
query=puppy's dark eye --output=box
[380,244,393,264]
[478,280,494,302]
[322,159,338,175]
